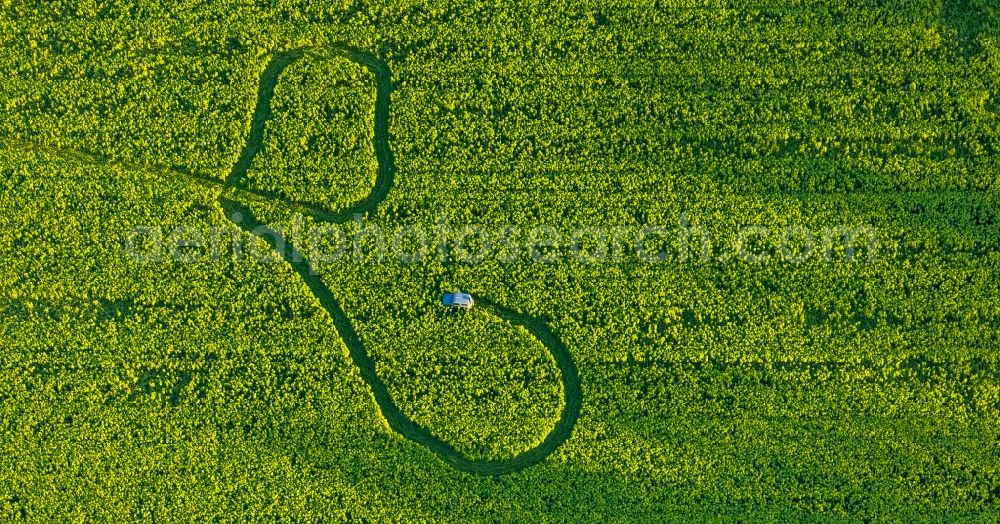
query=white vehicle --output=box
[442,292,474,309]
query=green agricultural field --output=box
[2,0,1000,521]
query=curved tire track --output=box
[219,44,583,475]
[5,43,583,476]
[222,45,394,222]
[219,198,582,475]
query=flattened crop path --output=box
[218,45,582,475]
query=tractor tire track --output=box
[219,198,582,475]
[4,42,583,476]
[222,45,394,222]
[220,44,582,475]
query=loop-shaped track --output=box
[218,44,582,475]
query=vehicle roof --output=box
[443,292,472,304]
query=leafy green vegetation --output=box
[2,0,1000,520]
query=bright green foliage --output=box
[2,0,1000,521]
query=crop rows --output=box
[1,0,999,520]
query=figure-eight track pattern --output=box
[218,44,583,476]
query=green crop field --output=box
[2,0,1000,521]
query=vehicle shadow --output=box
[940,0,997,54]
